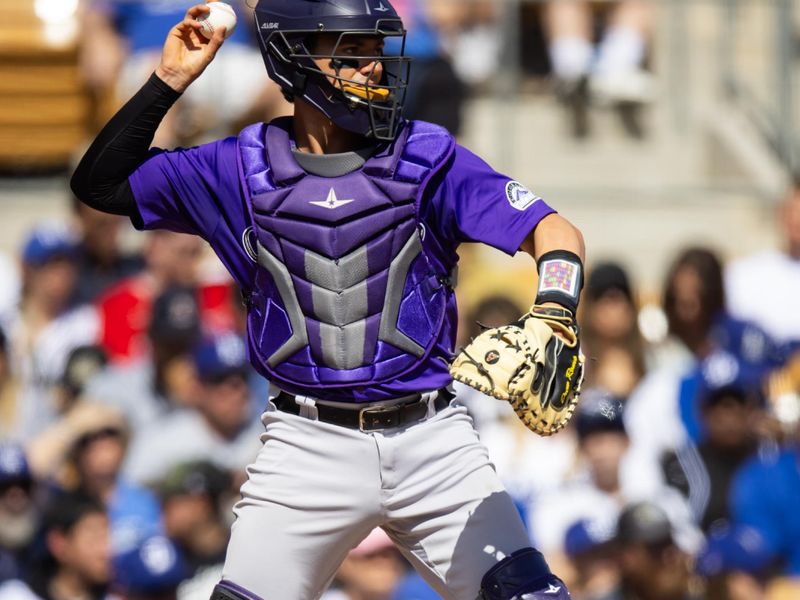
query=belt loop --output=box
[295,395,318,421]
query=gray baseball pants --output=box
[221,396,532,599]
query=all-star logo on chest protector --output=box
[309,188,354,210]
[237,118,456,397]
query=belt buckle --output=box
[358,404,401,432]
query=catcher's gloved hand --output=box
[450,305,585,436]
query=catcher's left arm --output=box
[450,214,586,436]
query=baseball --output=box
[197,1,237,40]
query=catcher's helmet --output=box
[253,0,409,141]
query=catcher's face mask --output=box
[254,0,410,141]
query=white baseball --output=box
[197,2,237,40]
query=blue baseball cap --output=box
[113,535,188,594]
[696,350,763,407]
[21,223,78,266]
[564,517,615,559]
[695,524,772,577]
[192,333,248,382]
[574,388,626,440]
[0,443,31,486]
[711,316,786,371]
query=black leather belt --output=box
[272,388,454,432]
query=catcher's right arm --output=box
[450,305,584,436]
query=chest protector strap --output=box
[238,119,455,395]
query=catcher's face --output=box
[310,34,386,99]
[581,431,628,492]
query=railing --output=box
[718,0,797,175]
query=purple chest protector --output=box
[238,118,455,398]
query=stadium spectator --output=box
[543,0,655,139]
[625,247,784,467]
[16,346,109,465]
[45,404,162,554]
[155,462,232,593]
[11,223,99,440]
[80,0,290,148]
[695,523,771,600]
[112,535,188,600]
[562,518,619,600]
[87,286,203,432]
[729,431,800,577]
[726,179,800,348]
[609,501,701,600]
[0,494,111,600]
[122,333,261,486]
[94,230,233,364]
[581,261,646,396]
[528,390,699,576]
[54,345,108,416]
[0,444,39,584]
[422,0,502,90]
[661,351,764,532]
[325,528,437,600]
[659,248,726,368]
[70,197,145,306]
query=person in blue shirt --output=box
[730,442,800,576]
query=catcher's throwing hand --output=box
[155,2,228,93]
[450,305,585,436]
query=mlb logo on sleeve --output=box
[505,181,541,211]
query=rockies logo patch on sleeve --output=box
[505,181,541,211]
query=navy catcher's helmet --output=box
[254,0,409,141]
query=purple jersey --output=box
[129,124,555,400]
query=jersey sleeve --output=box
[423,144,556,256]
[128,136,243,240]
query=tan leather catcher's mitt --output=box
[450,305,585,436]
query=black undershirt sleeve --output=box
[70,73,182,221]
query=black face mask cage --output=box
[266,26,411,141]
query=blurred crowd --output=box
[1,1,798,600]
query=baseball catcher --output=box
[71,1,585,598]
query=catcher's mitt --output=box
[450,305,584,436]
